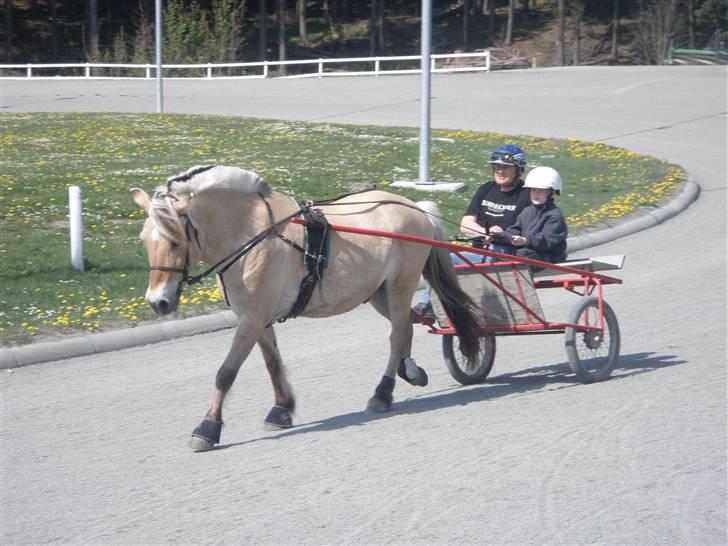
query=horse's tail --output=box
[417,201,483,370]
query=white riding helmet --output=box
[524,166,563,195]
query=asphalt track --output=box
[1,66,726,545]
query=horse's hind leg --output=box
[257,325,296,429]
[367,277,426,413]
[189,319,261,452]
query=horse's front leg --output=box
[257,325,296,430]
[189,318,262,452]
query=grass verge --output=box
[0,112,685,344]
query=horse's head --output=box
[131,188,196,315]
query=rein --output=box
[182,197,306,290]
[153,186,380,289]
[149,185,451,312]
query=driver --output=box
[413,144,531,318]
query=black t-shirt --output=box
[465,180,531,231]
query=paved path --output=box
[1,66,726,545]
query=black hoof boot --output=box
[189,419,222,452]
[367,376,394,413]
[397,358,429,387]
[264,405,293,430]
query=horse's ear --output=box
[130,188,150,212]
[172,193,193,213]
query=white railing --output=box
[0,51,491,80]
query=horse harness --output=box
[149,190,334,324]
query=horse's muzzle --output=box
[148,296,179,315]
[145,282,181,315]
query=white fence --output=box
[0,51,491,80]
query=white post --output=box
[68,186,84,272]
[155,0,164,113]
[418,0,432,184]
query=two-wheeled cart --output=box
[299,219,624,385]
[417,246,624,385]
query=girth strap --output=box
[277,208,330,323]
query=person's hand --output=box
[489,225,504,233]
[511,235,527,246]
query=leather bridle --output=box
[147,193,305,303]
[148,211,202,299]
[145,185,385,307]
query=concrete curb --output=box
[0,180,700,370]
[0,310,238,369]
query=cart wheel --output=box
[565,296,620,383]
[442,334,496,385]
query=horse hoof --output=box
[397,359,429,387]
[366,396,391,413]
[413,367,428,387]
[189,419,222,451]
[264,405,293,429]
[189,435,215,452]
[368,375,394,413]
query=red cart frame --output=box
[292,218,623,384]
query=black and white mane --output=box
[162,165,272,198]
[147,165,272,245]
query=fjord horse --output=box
[132,165,481,451]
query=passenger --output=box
[487,166,568,267]
[413,143,531,319]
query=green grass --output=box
[0,112,685,344]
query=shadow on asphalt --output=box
[213,351,685,451]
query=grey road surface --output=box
[1,66,726,545]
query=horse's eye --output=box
[170,242,179,250]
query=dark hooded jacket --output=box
[492,199,567,263]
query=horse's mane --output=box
[147,165,271,245]
[164,165,271,198]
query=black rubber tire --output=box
[442,334,496,385]
[565,296,620,383]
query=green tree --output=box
[695,0,728,47]
[163,0,209,64]
[205,0,247,65]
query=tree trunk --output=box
[556,0,565,66]
[687,0,695,49]
[505,0,514,46]
[297,0,310,47]
[87,0,99,59]
[610,0,620,62]
[50,0,58,59]
[572,0,584,65]
[522,0,530,16]
[488,0,496,44]
[462,0,469,50]
[369,0,377,56]
[260,0,268,60]
[4,0,11,62]
[278,0,286,75]
[377,0,385,51]
[323,0,341,41]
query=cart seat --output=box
[432,263,543,328]
[533,254,625,277]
